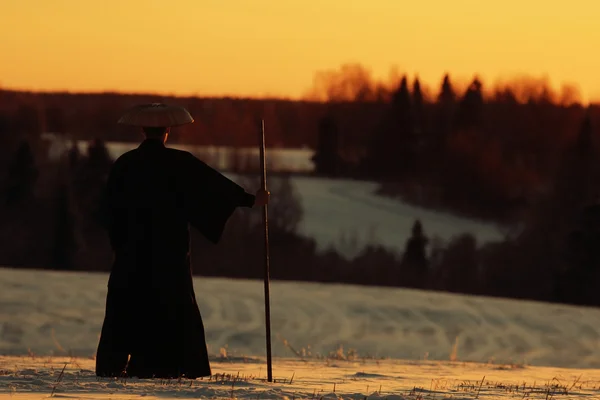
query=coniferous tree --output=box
[435,73,457,140]
[562,202,600,305]
[517,110,600,302]
[51,182,78,270]
[393,76,418,180]
[73,138,113,225]
[366,76,416,180]
[549,111,600,304]
[412,77,424,136]
[399,219,429,288]
[86,138,113,176]
[0,113,13,173]
[5,141,39,206]
[455,77,484,131]
[438,73,456,105]
[312,114,340,176]
[435,234,479,294]
[426,74,458,188]
[412,77,428,179]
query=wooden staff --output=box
[259,118,273,382]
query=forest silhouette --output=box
[0,63,598,308]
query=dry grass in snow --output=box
[3,355,600,399]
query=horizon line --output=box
[1,84,598,106]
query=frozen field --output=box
[267,176,504,257]
[3,355,600,399]
[2,267,600,398]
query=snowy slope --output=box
[2,267,599,369]
[269,176,504,257]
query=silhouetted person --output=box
[95,104,269,379]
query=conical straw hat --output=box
[118,103,194,127]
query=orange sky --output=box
[2,0,600,103]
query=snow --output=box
[4,355,600,399]
[267,176,504,257]
[2,267,600,398]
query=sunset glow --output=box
[2,0,600,102]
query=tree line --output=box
[0,64,599,308]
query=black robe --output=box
[95,139,254,379]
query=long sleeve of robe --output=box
[96,139,255,379]
[183,152,255,244]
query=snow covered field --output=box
[4,355,600,399]
[3,267,600,399]
[268,176,504,257]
